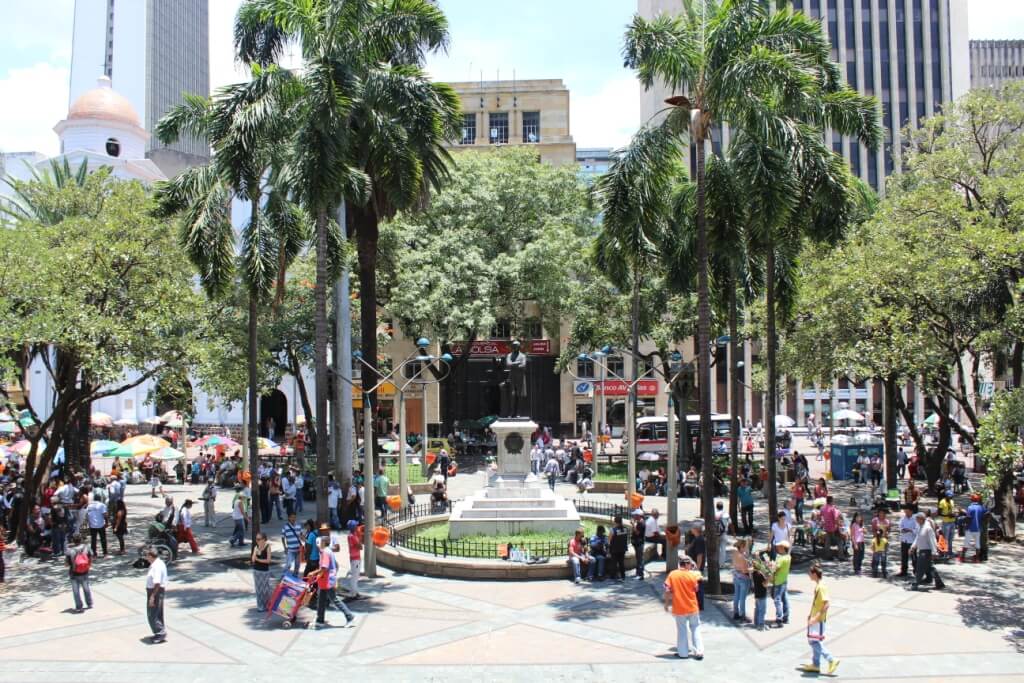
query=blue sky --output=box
[2,0,1024,156]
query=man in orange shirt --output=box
[663,554,704,660]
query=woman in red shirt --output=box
[791,479,806,522]
[813,478,829,501]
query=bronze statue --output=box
[499,340,529,417]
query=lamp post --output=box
[349,340,451,577]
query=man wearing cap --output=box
[663,555,704,660]
[910,511,939,590]
[772,540,792,627]
[964,494,986,562]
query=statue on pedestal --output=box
[499,340,529,418]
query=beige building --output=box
[445,79,576,165]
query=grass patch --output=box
[405,520,603,558]
[381,463,427,484]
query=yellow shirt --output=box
[811,582,830,623]
[871,537,888,553]
[938,499,956,523]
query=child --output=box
[871,528,888,578]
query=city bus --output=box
[624,414,736,456]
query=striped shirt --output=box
[282,522,303,551]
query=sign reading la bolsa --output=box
[448,340,552,355]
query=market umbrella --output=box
[17,410,35,427]
[143,416,163,425]
[160,410,188,429]
[0,419,18,435]
[924,412,940,426]
[637,452,662,462]
[10,439,45,456]
[109,435,169,458]
[775,414,796,428]
[90,412,114,428]
[194,435,239,449]
[113,417,138,426]
[148,446,185,461]
[833,409,865,421]
[257,437,278,450]
[91,439,121,455]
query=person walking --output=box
[112,499,127,555]
[65,533,94,613]
[897,505,918,578]
[631,511,646,580]
[144,548,168,644]
[314,536,356,628]
[896,447,908,479]
[544,453,560,492]
[771,540,792,627]
[200,480,217,527]
[938,491,957,559]
[373,467,390,522]
[251,532,273,611]
[802,563,839,675]
[281,512,304,576]
[850,512,866,575]
[731,539,752,623]
[737,479,755,535]
[178,500,200,554]
[608,514,629,582]
[910,511,942,590]
[302,520,321,577]
[283,474,297,517]
[229,485,249,548]
[346,520,363,597]
[663,554,704,660]
[963,494,986,562]
[85,493,108,557]
[269,474,284,521]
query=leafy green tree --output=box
[234,0,460,525]
[382,147,595,428]
[0,173,208,535]
[975,388,1024,537]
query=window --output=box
[488,112,508,144]
[490,320,511,339]
[522,111,540,143]
[403,361,424,380]
[460,113,476,145]
[525,318,543,339]
[105,138,121,157]
[576,357,595,379]
[606,356,625,378]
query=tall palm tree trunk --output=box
[627,276,640,498]
[729,280,740,532]
[695,135,720,593]
[884,373,898,490]
[356,207,380,500]
[765,244,779,523]
[247,290,261,541]
[314,207,331,524]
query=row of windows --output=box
[975,64,1024,78]
[460,111,541,145]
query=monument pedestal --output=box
[448,417,582,539]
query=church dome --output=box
[67,76,141,128]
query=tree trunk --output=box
[1011,341,1022,389]
[288,349,316,447]
[883,373,898,490]
[729,280,740,532]
[923,395,950,489]
[247,291,261,541]
[627,276,640,498]
[765,244,779,523]
[695,135,720,593]
[314,207,331,524]
[993,470,1018,538]
[355,206,380,484]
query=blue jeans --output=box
[230,519,245,546]
[569,556,588,581]
[548,474,556,491]
[674,613,703,657]
[872,551,887,576]
[588,555,606,579]
[295,492,304,513]
[732,575,750,617]
[330,508,340,529]
[754,596,767,627]
[942,521,956,555]
[70,575,93,610]
[808,622,834,668]
[772,581,789,623]
[795,498,804,522]
[270,495,283,520]
[285,549,301,575]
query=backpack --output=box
[73,549,91,574]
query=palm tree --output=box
[624,0,881,589]
[154,74,307,541]
[234,0,460,526]
[595,126,686,499]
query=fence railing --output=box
[384,497,624,559]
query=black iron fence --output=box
[383,497,625,559]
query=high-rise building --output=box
[971,40,1024,90]
[638,0,969,197]
[70,0,210,177]
[444,79,576,165]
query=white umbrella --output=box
[143,416,162,425]
[113,417,138,426]
[90,412,114,428]
[775,415,796,428]
[637,452,662,462]
[833,409,864,421]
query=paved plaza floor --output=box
[1,456,1021,682]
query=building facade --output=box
[971,40,1024,90]
[636,0,971,430]
[444,79,576,165]
[70,0,210,178]
[576,147,612,182]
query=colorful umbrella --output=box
[17,410,35,427]
[90,412,114,428]
[0,420,18,435]
[147,447,185,461]
[10,439,45,456]
[91,439,121,455]
[160,410,188,428]
[194,435,239,449]
[257,437,278,450]
[109,435,170,458]
[924,412,940,426]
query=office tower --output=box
[971,40,1024,90]
[70,0,210,176]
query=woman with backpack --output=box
[65,533,94,613]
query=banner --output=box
[448,339,551,356]
[596,379,659,397]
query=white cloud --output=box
[0,63,70,157]
[571,77,639,150]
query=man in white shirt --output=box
[293,472,305,513]
[56,479,78,506]
[645,508,666,561]
[107,474,124,509]
[282,475,297,516]
[144,548,168,643]
[327,480,341,529]
[229,486,249,547]
[910,512,941,590]
[897,506,919,577]
[86,493,108,557]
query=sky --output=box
[2,0,1024,157]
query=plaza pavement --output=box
[0,449,1021,682]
